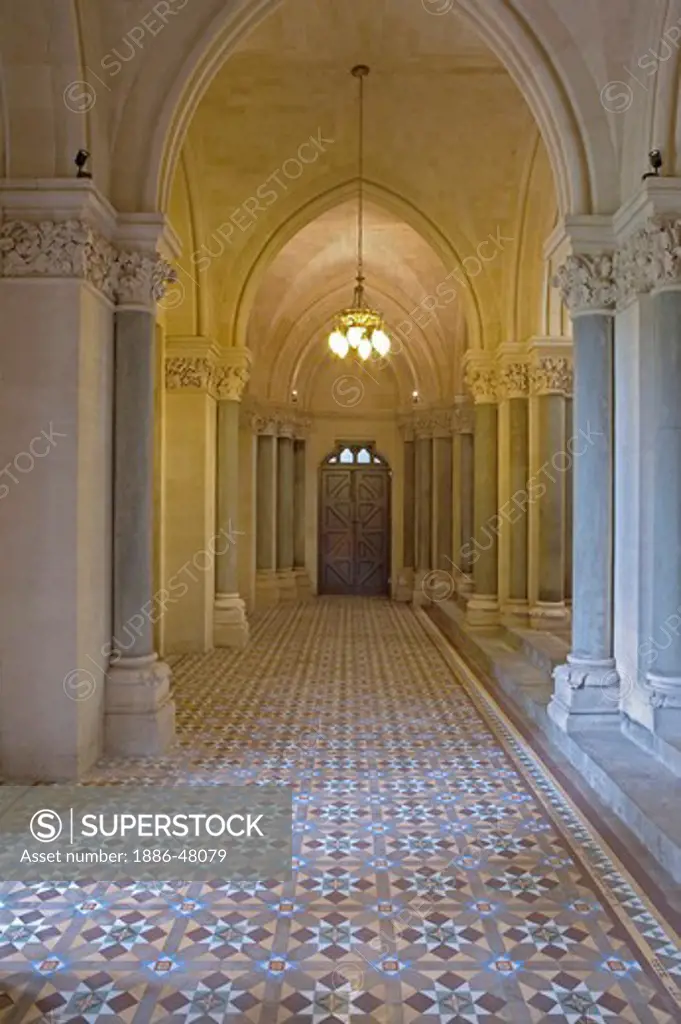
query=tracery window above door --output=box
[323,443,388,467]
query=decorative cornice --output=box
[0,217,176,307]
[530,357,573,397]
[553,253,616,316]
[464,363,498,405]
[497,361,529,400]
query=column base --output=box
[214,594,249,649]
[105,654,176,757]
[255,570,280,610]
[457,574,475,597]
[278,569,298,602]
[502,599,530,624]
[466,594,500,627]
[644,671,681,737]
[548,655,621,731]
[415,568,456,606]
[529,601,570,631]
[294,567,313,600]
[395,569,414,602]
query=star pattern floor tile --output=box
[1,598,681,1022]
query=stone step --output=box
[504,625,570,676]
[426,599,681,886]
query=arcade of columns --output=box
[3,181,681,778]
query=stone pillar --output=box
[464,359,500,626]
[214,349,252,648]
[497,354,529,621]
[645,287,681,732]
[276,430,297,601]
[254,420,279,609]
[529,345,572,631]
[163,340,219,654]
[458,428,475,595]
[107,246,177,756]
[413,424,433,603]
[396,422,416,601]
[432,426,453,572]
[550,254,620,729]
[293,436,312,599]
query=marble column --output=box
[464,362,500,626]
[432,429,453,572]
[645,288,681,733]
[106,252,177,756]
[214,350,252,648]
[255,424,280,608]
[529,353,572,630]
[293,436,312,599]
[397,425,416,601]
[277,431,297,601]
[458,429,475,595]
[550,254,620,729]
[497,357,529,621]
[413,429,433,603]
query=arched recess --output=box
[231,180,486,356]
[109,0,610,218]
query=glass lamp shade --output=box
[371,329,391,356]
[357,336,373,361]
[329,330,349,357]
[347,325,365,348]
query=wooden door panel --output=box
[319,464,390,596]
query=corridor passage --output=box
[3,598,681,1022]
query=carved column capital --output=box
[530,357,573,398]
[553,253,616,317]
[0,218,119,302]
[115,250,177,310]
[165,356,215,394]
[463,361,498,405]
[497,361,529,400]
[215,348,252,402]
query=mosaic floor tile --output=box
[1,597,681,1023]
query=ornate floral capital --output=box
[0,218,118,301]
[165,356,215,394]
[464,363,498,405]
[497,361,529,400]
[452,399,474,434]
[530,357,573,397]
[116,250,177,309]
[553,253,616,316]
[0,217,178,309]
[215,363,251,402]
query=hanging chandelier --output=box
[328,65,391,362]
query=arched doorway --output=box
[318,443,391,596]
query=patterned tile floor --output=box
[2,598,681,1022]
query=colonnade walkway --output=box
[2,598,681,1022]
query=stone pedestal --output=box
[107,301,176,756]
[549,266,620,729]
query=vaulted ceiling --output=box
[166,0,558,410]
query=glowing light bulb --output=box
[357,336,372,361]
[335,333,349,358]
[372,329,391,356]
[329,330,345,355]
[347,326,364,348]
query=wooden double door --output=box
[319,459,391,596]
